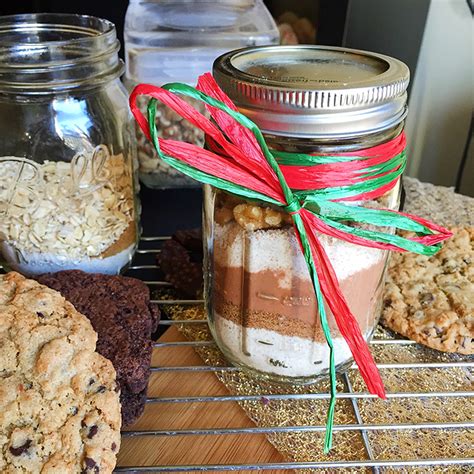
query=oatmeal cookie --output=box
[0,272,121,473]
[382,227,473,354]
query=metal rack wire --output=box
[115,235,474,472]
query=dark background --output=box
[0,1,349,55]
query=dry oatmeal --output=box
[0,148,137,275]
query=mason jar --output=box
[204,45,409,383]
[124,0,279,189]
[0,14,140,276]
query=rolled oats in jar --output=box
[205,45,410,383]
[0,14,139,276]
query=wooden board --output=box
[118,326,288,473]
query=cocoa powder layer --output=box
[213,261,386,341]
[215,301,329,342]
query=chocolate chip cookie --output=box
[0,272,121,473]
[382,227,473,354]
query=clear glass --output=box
[204,126,402,384]
[124,0,279,188]
[0,14,140,276]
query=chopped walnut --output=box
[233,203,290,231]
[218,191,243,209]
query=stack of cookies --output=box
[1,269,159,472]
[37,270,160,426]
[0,272,121,473]
[158,229,203,298]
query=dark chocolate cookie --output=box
[37,270,159,426]
[158,228,203,298]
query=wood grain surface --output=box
[118,326,289,473]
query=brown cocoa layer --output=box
[213,262,386,341]
[215,301,329,342]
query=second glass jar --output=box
[124,0,279,188]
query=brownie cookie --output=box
[382,227,473,354]
[120,389,148,427]
[0,272,121,473]
[37,270,160,426]
[158,228,203,298]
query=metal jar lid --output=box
[213,45,410,138]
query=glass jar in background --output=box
[205,46,409,383]
[0,14,140,276]
[124,0,279,189]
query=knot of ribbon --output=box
[283,196,303,215]
[129,73,452,452]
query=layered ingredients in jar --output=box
[208,191,389,381]
[0,148,137,275]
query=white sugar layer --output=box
[214,222,384,282]
[214,315,361,378]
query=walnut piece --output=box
[233,203,290,231]
[215,206,234,225]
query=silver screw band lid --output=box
[213,45,410,138]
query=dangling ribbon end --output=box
[366,371,387,399]
[377,386,387,400]
[323,401,335,454]
[323,439,332,455]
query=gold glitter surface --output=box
[159,293,473,470]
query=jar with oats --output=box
[0,14,139,276]
[205,46,409,383]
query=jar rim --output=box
[0,13,123,94]
[0,13,116,47]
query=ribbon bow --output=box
[130,73,452,452]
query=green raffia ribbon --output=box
[129,76,452,453]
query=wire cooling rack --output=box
[1,236,471,472]
[115,235,474,473]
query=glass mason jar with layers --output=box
[204,46,409,383]
[0,14,140,276]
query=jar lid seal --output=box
[213,45,410,138]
